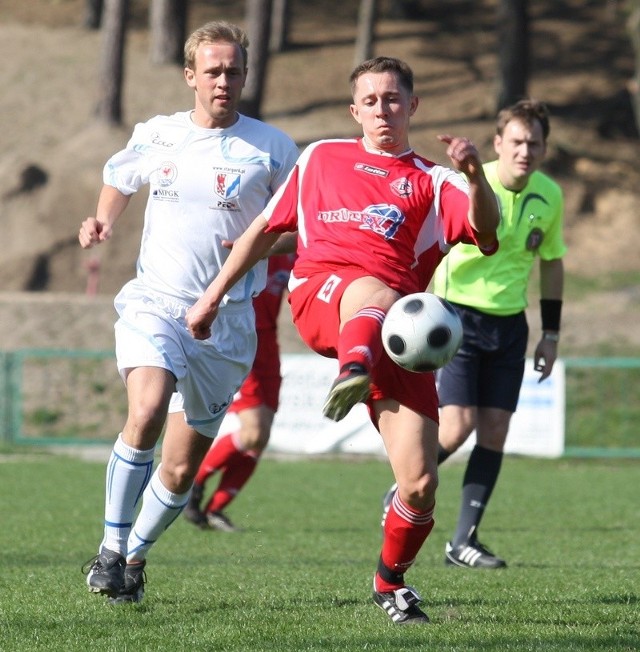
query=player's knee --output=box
[160,460,196,494]
[238,424,270,451]
[399,472,438,511]
[124,406,166,444]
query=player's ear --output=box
[493,134,502,155]
[184,67,196,88]
[349,103,362,124]
[409,94,419,117]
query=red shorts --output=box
[289,270,439,423]
[229,326,281,412]
[229,280,285,414]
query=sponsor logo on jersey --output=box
[152,188,179,202]
[155,161,178,187]
[390,177,413,198]
[317,203,405,240]
[150,132,175,148]
[354,162,389,178]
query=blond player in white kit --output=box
[78,20,298,605]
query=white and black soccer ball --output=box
[381,292,463,372]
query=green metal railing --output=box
[563,357,640,458]
[1,350,639,457]
[1,349,123,446]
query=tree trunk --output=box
[269,0,291,53]
[83,0,104,29]
[496,0,529,111]
[354,0,378,67]
[239,0,273,119]
[149,0,188,65]
[95,0,129,125]
[627,0,640,135]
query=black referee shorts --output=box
[437,303,528,412]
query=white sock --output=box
[126,465,191,564]
[100,434,155,556]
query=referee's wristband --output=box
[540,298,562,332]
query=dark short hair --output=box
[349,57,414,97]
[496,99,550,141]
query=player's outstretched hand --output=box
[438,135,482,178]
[186,299,218,341]
[78,217,112,249]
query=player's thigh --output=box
[438,404,477,451]
[376,400,439,499]
[338,276,400,323]
[179,308,257,438]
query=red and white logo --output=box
[390,177,413,199]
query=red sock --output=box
[337,306,386,372]
[375,493,435,592]
[194,432,241,486]
[205,451,259,512]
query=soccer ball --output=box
[381,292,463,372]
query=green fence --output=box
[1,350,639,457]
[563,357,640,458]
[0,349,125,446]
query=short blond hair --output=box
[184,21,249,71]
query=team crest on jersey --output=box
[526,227,544,251]
[362,204,405,240]
[390,177,413,198]
[215,172,241,201]
[155,161,177,187]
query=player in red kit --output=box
[185,57,499,624]
[183,253,295,531]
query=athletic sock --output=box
[205,450,259,513]
[451,444,503,547]
[125,465,191,564]
[101,433,155,556]
[337,306,386,372]
[375,492,435,592]
[194,431,241,486]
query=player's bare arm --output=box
[186,215,280,340]
[534,257,564,381]
[438,134,499,248]
[78,185,131,248]
[220,230,297,258]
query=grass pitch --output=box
[0,452,638,651]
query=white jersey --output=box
[104,110,299,305]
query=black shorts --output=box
[437,303,528,412]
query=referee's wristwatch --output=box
[542,331,560,342]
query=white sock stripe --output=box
[355,307,386,323]
[391,492,434,525]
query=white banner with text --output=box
[218,354,565,458]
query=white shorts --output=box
[114,279,257,438]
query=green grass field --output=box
[0,453,638,651]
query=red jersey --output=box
[263,138,490,294]
[254,253,295,330]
